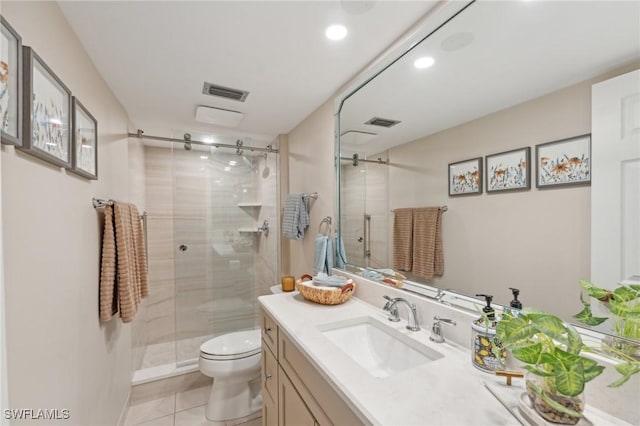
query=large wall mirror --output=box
[336,0,640,340]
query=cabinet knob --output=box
[265,373,272,381]
[264,326,272,334]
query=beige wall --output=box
[284,100,336,278]
[1,2,132,424]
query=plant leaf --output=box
[582,365,605,382]
[578,279,611,299]
[566,323,584,354]
[522,365,554,377]
[554,360,585,397]
[609,362,640,388]
[612,285,640,302]
[532,315,566,340]
[511,343,542,364]
[573,294,608,326]
[608,299,640,319]
[573,307,609,325]
[497,316,536,344]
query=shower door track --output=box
[128,129,280,154]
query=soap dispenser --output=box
[506,287,522,316]
[471,294,507,373]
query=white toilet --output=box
[199,328,263,421]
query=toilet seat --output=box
[200,329,261,361]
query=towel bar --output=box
[93,197,149,259]
[390,205,448,213]
[302,192,318,200]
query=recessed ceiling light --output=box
[414,56,435,69]
[224,166,231,172]
[229,160,237,166]
[325,24,347,41]
[200,155,208,160]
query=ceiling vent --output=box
[202,82,249,102]
[195,106,244,128]
[365,117,401,128]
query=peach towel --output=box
[99,202,148,323]
[392,208,414,272]
[412,207,444,280]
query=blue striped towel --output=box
[282,194,309,240]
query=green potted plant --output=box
[573,279,640,386]
[497,309,605,425]
[573,279,640,353]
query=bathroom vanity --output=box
[259,272,638,426]
[258,283,522,425]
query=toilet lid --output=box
[200,329,261,360]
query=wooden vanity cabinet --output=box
[260,308,365,426]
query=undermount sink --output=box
[318,316,443,378]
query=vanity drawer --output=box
[261,308,278,356]
[262,345,278,426]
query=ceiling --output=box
[57,0,439,146]
[339,0,640,156]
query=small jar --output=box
[281,275,295,292]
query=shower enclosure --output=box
[132,137,279,381]
[339,152,389,270]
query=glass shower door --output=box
[173,146,257,366]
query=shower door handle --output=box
[179,244,188,252]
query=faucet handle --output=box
[382,295,400,322]
[434,316,457,326]
[430,316,456,343]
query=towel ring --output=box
[319,216,332,235]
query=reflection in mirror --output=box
[337,0,640,342]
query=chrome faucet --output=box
[383,296,420,331]
[429,316,457,343]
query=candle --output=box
[281,275,295,292]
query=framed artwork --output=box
[1,17,22,146]
[448,157,482,196]
[485,147,531,193]
[20,46,72,168]
[536,134,591,188]
[70,97,98,179]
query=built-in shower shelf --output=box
[237,202,262,207]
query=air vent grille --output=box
[202,82,249,102]
[365,117,401,128]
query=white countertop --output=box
[258,291,523,426]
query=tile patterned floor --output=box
[125,384,261,426]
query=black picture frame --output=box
[70,97,98,180]
[1,16,22,146]
[448,157,483,196]
[485,147,531,193]
[20,46,72,168]
[536,134,591,188]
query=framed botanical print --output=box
[448,157,482,196]
[1,17,22,146]
[21,46,72,168]
[536,134,591,188]
[70,97,98,179]
[485,147,531,193]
